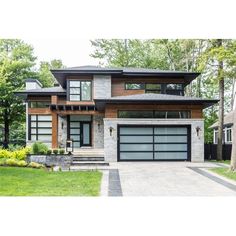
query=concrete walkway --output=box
[108,162,236,196]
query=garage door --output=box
[118,125,190,161]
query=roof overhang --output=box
[94,98,219,110]
[51,68,200,88]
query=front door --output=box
[81,122,91,146]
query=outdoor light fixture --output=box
[98,122,101,131]
[66,139,73,154]
[109,127,114,136]
[196,126,201,137]
[61,122,64,129]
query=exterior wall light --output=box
[98,123,101,131]
[196,126,201,137]
[109,127,114,136]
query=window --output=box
[118,110,191,119]
[213,127,232,144]
[29,101,50,108]
[226,128,232,143]
[165,84,184,95]
[29,115,52,142]
[125,83,144,90]
[68,80,92,101]
[145,84,162,94]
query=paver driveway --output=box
[109,162,236,196]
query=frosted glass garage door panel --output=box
[120,127,153,135]
[120,136,153,143]
[154,127,187,135]
[38,129,52,134]
[37,135,51,141]
[155,144,187,151]
[120,152,153,160]
[120,144,153,151]
[154,152,187,160]
[154,135,187,143]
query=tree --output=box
[38,59,65,87]
[0,39,36,148]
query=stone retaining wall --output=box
[27,155,73,167]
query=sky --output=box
[24,38,100,68]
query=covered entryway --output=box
[118,125,190,161]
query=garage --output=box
[118,125,190,161]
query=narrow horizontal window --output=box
[125,83,144,90]
[118,110,191,119]
[29,101,50,108]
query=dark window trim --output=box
[67,80,92,101]
[118,110,191,119]
[117,124,191,162]
[28,115,52,141]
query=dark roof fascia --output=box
[14,91,66,97]
[94,98,219,110]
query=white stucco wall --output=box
[103,118,204,162]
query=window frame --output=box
[67,80,92,101]
[125,83,145,90]
[29,101,50,108]
[28,115,52,141]
[118,110,191,119]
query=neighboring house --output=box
[16,66,218,162]
[210,111,233,144]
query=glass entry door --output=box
[81,122,91,146]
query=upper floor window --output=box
[68,80,92,101]
[125,82,184,96]
[125,83,144,90]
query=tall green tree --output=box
[38,59,65,87]
[0,39,36,148]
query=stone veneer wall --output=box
[93,115,104,148]
[58,115,67,148]
[104,118,204,162]
[93,75,111,99]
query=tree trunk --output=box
[230,109,236,170]
[3,108,9,149]
[216,39,224,161]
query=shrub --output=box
[28,162,45,169]
[47,149,52,155]
[0,149,12,159]
[12,147,31,160]
[0,158,7,166]
[17,160,28,167]
[59,149,65,155]
[53,149,58,155]
[5,158,19,166]
[32,142,48,155]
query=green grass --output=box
[209,160,230,165]
[211,167,236,181]
[0,167,102,196]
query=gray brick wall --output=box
[104,118,204,162]
[93,115,104,148]
[93,75,111,99]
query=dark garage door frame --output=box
[117,124,191,162]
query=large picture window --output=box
[68,80,92,101]
[118,110,191,119]
[29,115,52,142]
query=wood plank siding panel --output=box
[51,95,58,104]
[105,104,203,119]
[111,78,185,97]
[52,112,58,148]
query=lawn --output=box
[211,167,236,182]
[0,167,102,196]
[209,160,230,165]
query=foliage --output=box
[47,149,52,155]
[53,149,58,155]
[28,162,45,169]
[37,59,65,87]
[0,39,36,148]
[32,142,48,155]
[0,147,30,160]
[0,167,102,196]
[59,149,65,155]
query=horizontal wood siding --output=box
[111,77,185,97]
[105,104,203,118]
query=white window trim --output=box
[213,126,232,144]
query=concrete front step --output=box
[71,161,109,166]
[73,157,104,161]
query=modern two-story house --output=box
[16,66,218,162]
